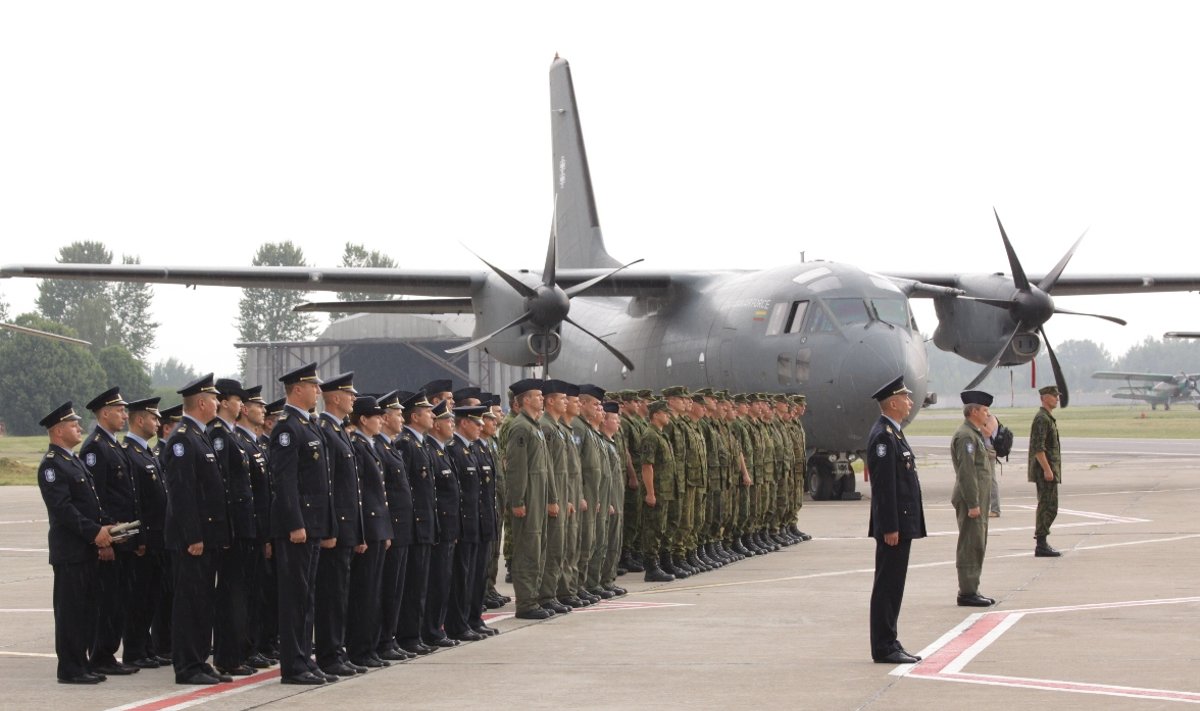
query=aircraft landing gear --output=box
[807,454,862,501]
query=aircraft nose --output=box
[833,327,928,426]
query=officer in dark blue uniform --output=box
[122,397,170,669]
[314,372,365,677]
[395,390,437,655]
[235,385,277,666]
[422,400,462,647]
[375,390,416,661]
[346,396,393,667]
[163,374,232,684]
[38,402,113,684]
[208,378,259,677]
[444,406,489,642]
[151,403,182,661]
[269,362,337,685]
[80,386,140,676]
[866,375,927,665]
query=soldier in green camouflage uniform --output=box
[638,400,677,582]
[618,391,647,572]
[662,387,697,577]
[1028,385,1063,557]
[600,401,628,594]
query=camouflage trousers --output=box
[1034,479,1058,538]
[640,498,669,558]
[674,487,698,555]
[622,485,641,554]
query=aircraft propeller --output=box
[961,209,1128,406]
[445,197,642,372]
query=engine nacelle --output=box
[931,274,1043,366]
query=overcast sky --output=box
[2,1,1198,379]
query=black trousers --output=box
[172,548,218,680]
[396,543,430,645]
[468,541,493,629]
[256,545,278,655]
[377,543,409,652]
[444,540,478,638]
[869,537,912,658]
[52,560,98,680]
[423,539,456,643]
[276,538,320,677]
[91,548,134,666]
[315,544,353,667]
[346,543,386,661]
[124,546,169,663]
[214,539,256,668]
[151,551,174,658]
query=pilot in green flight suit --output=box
[952,390,996,607]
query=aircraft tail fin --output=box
[549,56,620,269]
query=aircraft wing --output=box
[1110,392,1161,402]
[0,263,678,299]
[1092,371,1178,383]
[885,272,1200,296]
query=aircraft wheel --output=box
[808,458,835,501]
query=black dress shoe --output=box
[351,656,386,668]
[346,661,368,673]
[957,593,996,607]
[217,664,257,676]
[514,607,552,620]
[93,662,139,675]
[484,595,504,609]
[473,624,499,637]
[59,673,105,684]
[378,647,408,661]
[398,641,434,655]
[428,637,460,648]
[178,671,221,684]
[130,657,160,669]
[281,671,326,685]
[873,650,919,664]
[154,654,173,665]
[322,662,359,677]
[247,653,273,669]
[452,629,485,642]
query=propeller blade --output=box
[461,244,537,299]
[563,258,646,298]
[543,193,558,288]
[1037,230,1086,292]
[965,320,1023,390]
[1052,306,1127,326]
[563,315,636,372]
[1039,326,1070,407]
[445,310,533,355]
[993,208,1030,291]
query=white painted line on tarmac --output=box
[896,597,1200,702]
[0,519,49,525]
[0,608,53,613]
[0,547,50,553]
[0,650,56,658]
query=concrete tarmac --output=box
[2,437,1197,710]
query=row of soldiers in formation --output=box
[36,365,812,686]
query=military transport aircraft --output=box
[1092,370,1200,410]
[4,57,1200,499]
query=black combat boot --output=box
[644,559,675,583]
[687,549,708,572]
[1034,535,1061,557]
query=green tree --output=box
[96,345,152,399]
[331,242,397,319]
[0,314,107,436]
[151,357,199,388]
[35,241,113,322]
[112,255,158,361]
[236,241,320,368]
[1115,336,1200,373]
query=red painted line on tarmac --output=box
[909,612,1009,676]
[110,670,280,711]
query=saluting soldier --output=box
[209,378,259,677]
[866,376,925,665]
[395,390,438,655]
[164,374,231,684]
[38,402,114,684]
[80,386,140,676]
[313,373,365,677]
[952,390,997,607]
[1029,385,1064,557]
[345,396,393,668]
[504,379,558,619]
[122,398,170,669]
[269,363,337,686]
[374,391,416,662]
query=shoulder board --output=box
[44,451,55,460]
[178,424,188,433]
[278,413,289,421]
[211,420,225,430]
[92,433,101,442]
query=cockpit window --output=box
[786,301,809,334]
[825,298,870,327]
[871,298,910,328]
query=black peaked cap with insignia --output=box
[86,386,128,412]
[279,362,321,385]
[178,373,219,397]
[452,386,481,402]
[264,399,285,417]
[321,372,357,394]
[401,390,432,411]
[127,397,162,416]
[215,378,243,399]
[421,379,453,395]
[242,385,265,404]
[431,400,453,420]
[871,375,912,402]
[454,405,488,422]
[159,404,184,422]
[352,396,386,417]
[40,401,82,429]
